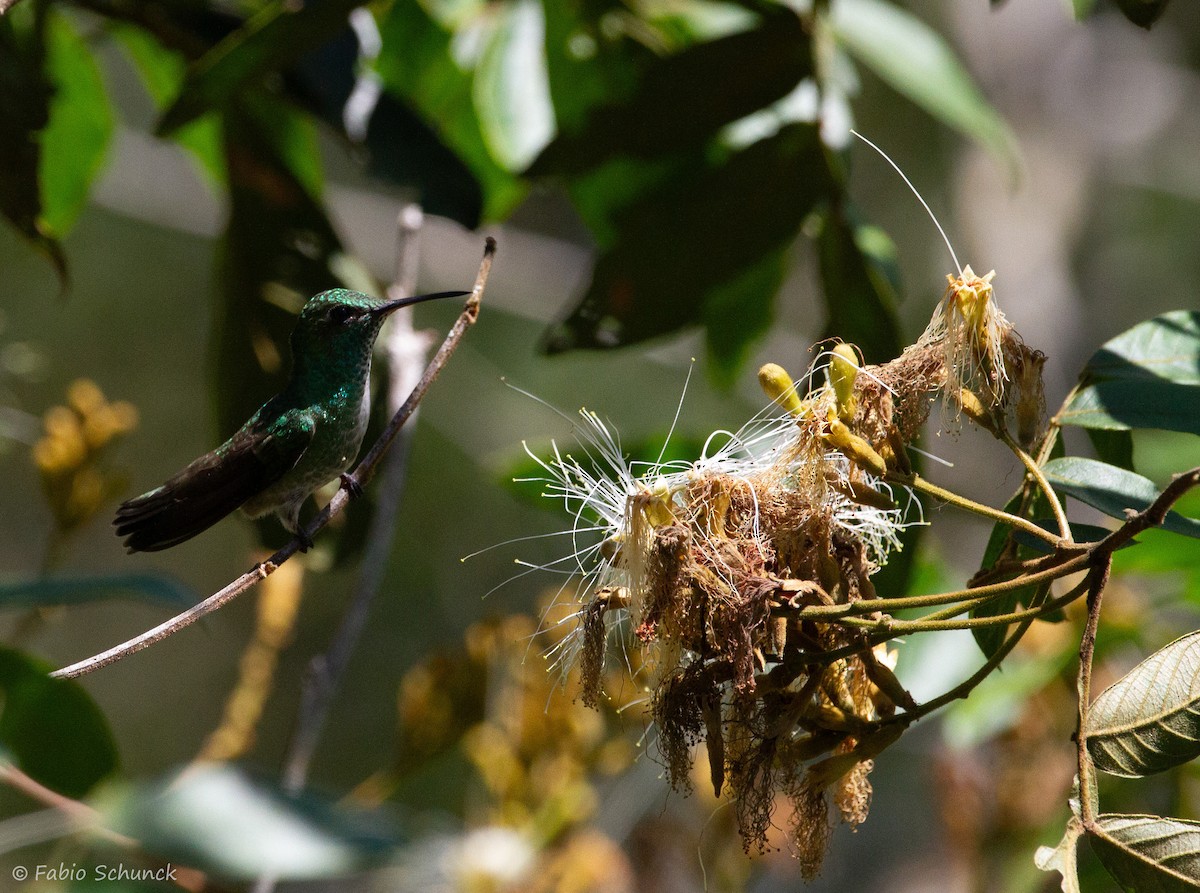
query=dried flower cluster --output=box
[525,270,1045,872]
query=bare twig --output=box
[282,204,429,794]
[50,237,496,680]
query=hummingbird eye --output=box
[328,305,356,325]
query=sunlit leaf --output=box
[829,0,1018,175]
[1080,311,1200,386]
[1044,457,1200,540]
[375,0,524,220]
[1086,630,1200,777]
[1089,814,1200,891]
[0,648,117,798]
[1062,381,1200,437]
[532,6,810,175]
[99,764,401,880]
[473,0,554,171]
[0,573,194,610]
[39,12,112,238]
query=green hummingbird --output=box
[114,287,468,553]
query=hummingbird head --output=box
[291,288,469,360]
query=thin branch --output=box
[888,470,1062,545]
[50,237,496,680]
[282,204,428,794]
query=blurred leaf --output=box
[113,24,224,184]
[0,3,66,282]
[544,123,830,361]
[473,0,554,171]
[0,573,194,610]
[1080,311,1200,386]
[1068,0,1098,16]
[39,12,113,238]
[1089,814,1200,890]
[1043,457,1200,540]
[828,0,1018,175]
[1087,427,1134,472]
[702,247,789,386]
[1035,817,1083,893]
[816,205,902,365]
[1113,0,1171,29]
[99,764,401,881]
[158,0,360,135]
[1061,381,1200,436]
[531,6,811,175]
[541,0,644,134]
[0,647,117,798]
[1086,630,1200,777]
[375,0,525,220]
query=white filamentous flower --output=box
[521,386,918,682]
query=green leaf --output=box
[39,12,113,238]
[1087,427,1135,472]
[971,489,1048,658]
[532,6,811,175]
[1043,457,1200,540]
[1061,380,1200,437]
[113,24,224,185]
[816,206,902,365]
[473,0,555,171]
[1113,0,1171,29]
[99,764,401,881]
[375,0,525,219]
[702,247,789,387]
[1081,311,1200,386]
[544,123,830,357]
[1086,630,1200,777]
[0,647,117,798]
[1090,814,1200,891]
[0,3,66,282]
[828,0,1018,175]
[157,0,359,136]
[0,574,194,610]
[1068,0,1099,17]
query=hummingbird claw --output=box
[340,473,364,499]
[296,530,314,553]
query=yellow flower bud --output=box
[828,344,860,423]
[758,363,805,416]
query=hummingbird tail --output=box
[114,440,286,552]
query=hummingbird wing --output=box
[114,411,317,553]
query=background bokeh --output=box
[2,1,1200,890]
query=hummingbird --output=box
[114,287,468,553]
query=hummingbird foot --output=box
[296,529,314,553]
[339,473,365,499]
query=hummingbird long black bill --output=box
[371,290,470,316]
